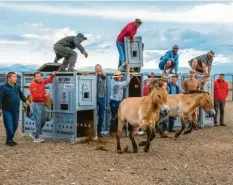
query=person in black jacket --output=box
[0,72,29,146]
[53,33,89,72]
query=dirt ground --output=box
[1,103,233,185]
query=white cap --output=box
[143,76,149,81]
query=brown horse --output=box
[116,84,169,154]
[139,91,215,147]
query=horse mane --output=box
[184,90,209,95]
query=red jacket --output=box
[29,74,55,103]
[214,79,229,101]
[117,22,138,43]
[143,85,151,96]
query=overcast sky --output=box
[1,1,233,70]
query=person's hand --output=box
[126,68,130,74]
[175,72,179,78]
[45,93,50,98]
[0,109,2,117]
[83,51,88,58]
[52,71,56,76]
[123,61,129,66]
[26,100,30,105]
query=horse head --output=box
[150,84,169,115]
[200,92,215,117]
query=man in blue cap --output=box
[159,45,179,78]
[53,33,88,72]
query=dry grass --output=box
[1,102,233,185]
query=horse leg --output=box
[129,126,139,153]
[116,118,125,154]
[184,111,197,135]
[144,126,152,153]
[139,128,156,147]
[174,118,186,139]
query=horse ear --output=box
[154,83,159,90]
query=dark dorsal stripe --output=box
[184,90,209,95]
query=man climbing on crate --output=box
[109,62,130,135]
[116,18,142,71]
[158,45,179,78]
[53,33,89,72]
[29,71,56,143]
[188,50,215,78]
[95,64,107,138]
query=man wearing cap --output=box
[159,45,179,78]
[109,62,130,135]
[188,50,215,77]
[116,18,142,70]
[53,33,88,72]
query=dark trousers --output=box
[53,44,77,70]
[97,97,105,133]
[160,117,175,132]
[2,110,20,143]
[109,99,121,133]
[214,100,225,124]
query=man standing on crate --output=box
[29,71,56,143]
[188,50,215,78]
[116,18,142,71]
[95,64,107,138]
[213,74,228,126]
[158,45,179,78]
[53,33,89,72]
[0,72,30,146]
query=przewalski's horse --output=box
[140,91,215,147]
[116,84,169,154]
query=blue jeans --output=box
[110,99,121,133]
[2,110,20,143]
[31,103,46,139]
[97,97,106,133]
[116,42,126,70]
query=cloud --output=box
[1,2,233,23]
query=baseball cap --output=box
[77,33,87,40]
[173,44,179,49]
[143,76,149,81]
[208,50,215,57]
[135,18,142,24]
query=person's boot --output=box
[58,66,66,72]
[160,130,168,138]
[67,68,76,72]
[220,123,226,126]
[97,132,104,139]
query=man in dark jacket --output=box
[53,33,88,72]
[0,72,29,146]
[214,74,228,126]
[95,64,107,138]
[166,76,180,132]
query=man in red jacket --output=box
[214,74,228,126]
[116,18,142,70]
[29,71,56,142]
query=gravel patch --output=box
[1,102,233,185]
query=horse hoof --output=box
[117,150,123,154]
[143,147,149,153]
[139,141,146,147]
[133,148,138,153]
